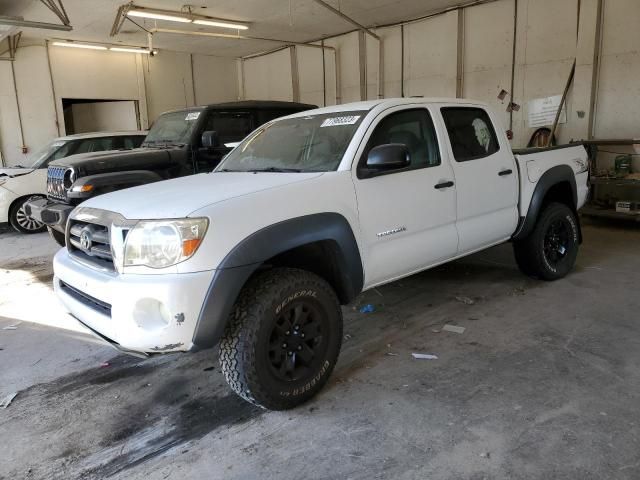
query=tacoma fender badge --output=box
[377,226,407,238]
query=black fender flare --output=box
[512,164,579,241]
[192,212,364,349]
[67,170,164,200]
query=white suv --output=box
[0,131,146,234]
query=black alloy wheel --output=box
[268,299,328,383]
[543,217,571,267]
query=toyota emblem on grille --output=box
[80,230,92,251]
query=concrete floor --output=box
[1,219,639,480]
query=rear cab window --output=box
[440,107,500,162]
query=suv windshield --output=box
[26,140,68,168]
[217,111,366,173]
[144,109,203,146]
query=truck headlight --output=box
[123,218,208,269]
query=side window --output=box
[360,109,440,175]
[125,136,144,149]
[49,141,77,161]
[74,138,116,154]
[441,107,500,162]
[203,113,252,146]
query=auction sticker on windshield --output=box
[185,112,201,121]
[321,116,360,127]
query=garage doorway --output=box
[62,99,140,135]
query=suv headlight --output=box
[123,218,208,269]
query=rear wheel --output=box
[47,227,66,247]
[513,202,579,280]
[9,196,46,234]
[219,268,342,410]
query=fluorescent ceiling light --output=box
[52,41,107,50]
[127,9,192,23]
[110,47,154,54]
[193,19,248,30]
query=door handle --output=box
[434,180,454,189]
[498,169,513,176]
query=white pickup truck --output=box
[53,98,589,410]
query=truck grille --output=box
[47,166,70,201]
[68,220,115,271]
[59,280,112,317]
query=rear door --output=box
[352,106,458,287]
[439,106,518,253]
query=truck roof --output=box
[56,131,148,142]
[208,100,317,111]
[285,97,491,118]
[163,100,317,115]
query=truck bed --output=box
[514,144,590,217]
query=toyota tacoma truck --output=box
[25,100,316,245]
[52,98,590,410]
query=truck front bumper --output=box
[53,248,215,354]
[24,198,73,233]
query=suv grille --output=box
[68,220,115,271]
[47,166,69,201]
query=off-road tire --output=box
[219,268,343,410]
[513,202,579,281]
[47,227,66,247]
[9,196,46,234]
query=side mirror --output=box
[366,144,410,170]
[201,130,220,148]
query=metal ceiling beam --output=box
[110,2,251,36]
[0,0,71,32]
[151,28,336,51]
[0,32,22,62]
[310,0,379,40]
[40,0,71,26]
[110,3,132,37]
[0,15,72,32]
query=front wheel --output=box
[513,202,579,281]
[219,268,343,410]
[9,196,46,234]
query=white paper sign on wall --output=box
[527,95,567,128]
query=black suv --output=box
[26,100,316,245]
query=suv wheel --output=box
[47,227,66,247]
[220,268,343,410]
[513,202,579,281]
[9,196,46,234]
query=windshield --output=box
[26,140,68,168]
[217,111,366,173]
[144,110,203,146]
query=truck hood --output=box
[49,147,175,176]
[81,171,325,219]
[0,167,34,178]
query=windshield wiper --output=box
[246,167,303,173]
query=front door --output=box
[352,106,458,287]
